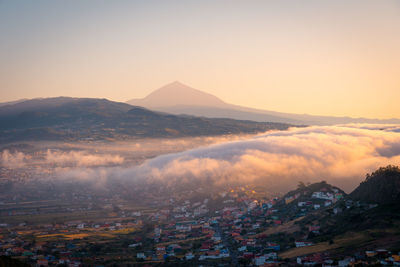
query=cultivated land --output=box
[1,169,400,266]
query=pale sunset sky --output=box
[0,0,399,118]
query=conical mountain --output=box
[127,82,400,125]
[127,81,227,108]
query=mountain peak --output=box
[153,81,198,93]
[127,82,227,108]
[168,80,186,86]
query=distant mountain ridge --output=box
[0,97,290,143]
[127,82,400,125]
[0,99,27,107]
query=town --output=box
[1,179,399,266]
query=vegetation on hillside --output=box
[350,165,400,205]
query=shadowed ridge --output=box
[350,165,400,205]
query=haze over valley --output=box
[1,1,400,266]
[1,64,400,267]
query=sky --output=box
[0,0,399,118]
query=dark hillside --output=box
[0,97,292,142]
[350,165,400,205]
[286,166,400,257]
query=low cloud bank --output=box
[102,124,400,192]
[4,124,400,193]
[1,149,124,168]
[0,150,28,168]
[45,150,124,167]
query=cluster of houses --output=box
[131,198,232,262]
[296,249,400,266]
[1,184,399,266]
[286,188,344,211]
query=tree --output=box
[298,181,306,189]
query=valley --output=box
[1,167,399,266]
[2,1,400,266]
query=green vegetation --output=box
[351,165,400,204]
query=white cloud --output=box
[45,150,124,167]
[111,124,400,192]
[16,124,400,194]
[0,150,28,168]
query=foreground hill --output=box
[350,165,400,205]
[0,97,291,143]
[277,166,400,259]
[128,81,400,125]
[272,181,346,221]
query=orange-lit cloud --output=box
[57,124,400,193]
[5,125,400,193]
[45,150,124,167]
[1,149,124,168]
[0,150,28,168]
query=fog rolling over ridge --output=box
[22,124,400,194]
[128,82,400,125]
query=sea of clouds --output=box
[2,124,400,193]
[127,124,400,192]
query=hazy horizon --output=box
[1,1,399,119]
[2,2,400,265]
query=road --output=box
[214,223,239,267]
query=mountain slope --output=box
[279,166,400,258]
[128,81,227,108]
[0,97,291,143]
[127,82,400,125]
[350,165,400,205]
[155,105,304,125]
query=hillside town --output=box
[1,181,399,266]
[2,0,400,266]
